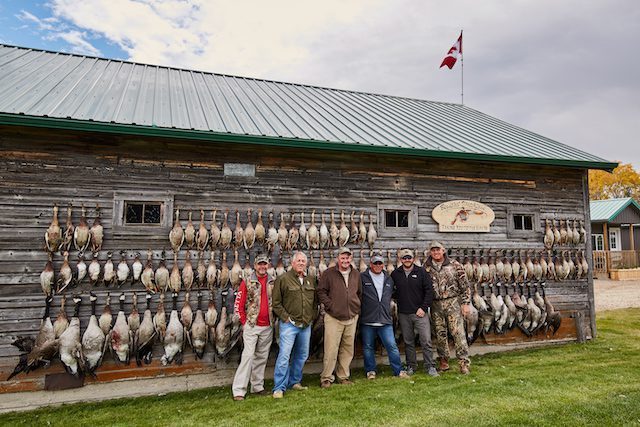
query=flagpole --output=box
[460,29,464,105]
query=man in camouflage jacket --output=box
[424,241,472,374]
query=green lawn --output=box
[2,308,640,427]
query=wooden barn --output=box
[0,44,617,394]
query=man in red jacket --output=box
[231,254,274,400]
[317,247,362,388]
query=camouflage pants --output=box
[431,298,470,365]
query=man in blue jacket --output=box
[391,248,438,377]
[361,252,409,379]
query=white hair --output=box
[292,251,307,262]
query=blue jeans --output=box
[361,324,403,376]
[273,320,311,392]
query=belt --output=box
[434,296,457,301]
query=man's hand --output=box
[416,308,426,318]
[461,303,471,317]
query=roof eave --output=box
[608,199,640,222]
[0,113,618,171]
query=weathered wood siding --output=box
[0,126,594,386]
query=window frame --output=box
[609,227,621,251]
[377,203,418,237]
[507,208,540,238]
[124,201,163,225]
[591,233,604,251]
[113,191,174,233]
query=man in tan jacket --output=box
[317,247,362,387]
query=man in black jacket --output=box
[391,248,438,376]
[360,252,409,379]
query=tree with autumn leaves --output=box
[589,163,640,200]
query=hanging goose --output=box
[319,211,330,249]
[90,205,104,253]
[116,251,130,287]
[338,210,349,247]
[219,210,233,250]
[308,210,320,250]
[53,295,70,339]
[206,250,218,290]
[99,292,113,335]
[169,251,182,292]
[191,291,208,359]
[153,293,167,342]
[329,210,339,248]
[135,293,156,366]
[132,252,143,284]
[103,251,116,287]
[210,209,221,249]
[128,293,141,351]
[357,212,367,247]
[82,292,106,374]
[233,209,244,250]
[287,213,300,251]
[367,213,377,250]
[184,211,196,250]
[299,211,308,249]
[541,283,562,335]
[544,219,554,250]
[40,254,55,297]
[141,249,156,293]
[463,296,479,345]
[162,293,185,365]
[155,252,170,292]
[196,251,207,288]
[277,212,288,250]
[108,293,132,364]
[61,204,74,252]
[76,252,87,286]
[255,208,266,246]
[349,211,359,244]
[230,249,243,288]
[88,252,101,286]
[195,209,209,251]
[58,295,84,376]
[219,251,230,288]
[74,204,91,252]
[44,204,62,253]
[243,208,256,250]
[182,250,195,291]
[169,208,185,252]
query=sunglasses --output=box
[372,261,384,265]
[402,255,413,260]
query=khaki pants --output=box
[231,324,273,397]
[320,313,358,383]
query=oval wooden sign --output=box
[431,200,495,232]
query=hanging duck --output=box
[287,213,300,251]
[357,212,367,247]
[299,211,308,250]
[99,292,113,335]
[219,210,233,250]
[135,293,156,366]
[184,211,196,250]
[162,293,186,365]
[169,208,185,252]
[205,291,218,347]
[329,210,339,248]
[154,293,167,342]
[89,205,104,253]
[349,211,359,244]
[88,252,101,286]
[206,250,218,290]
[128,293,141,351]
[307,210,319,250]
[191,291,207,359]
[230,249,243,289]
[319,211,329,249]
[196,251,207,288]
[40,254,55,297]
[266,211,278,253]
[132,252,143,284]
[544,219,554,250]
[53,295,70,339]
[74,204,91,252]
[76,252,87,286]
[169,250,182,292]
[233,209,244,250]
[60,204,74,252]
[552,219,561,247]
[103,251,116,287]
[58,295,84,376]
[219,251,230,288]
[338,211,349,247]
[196,209,210,251]
[44,204,62,253]
[277,212,288,250]
[210,209,221,249]
[141,249,156,293]
[108,293,132,364]
[82,292,106,375]
[255,208,266,246]
[155,252,170,292]
[367,213,377,250]
[318,250,328,277]
[243,208,256,250]
[116,251,130,287]
[182,250,195,291]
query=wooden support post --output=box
[603,222,609,250]
[630,224,635,251]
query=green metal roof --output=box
[590,198,640,222]
[0,44,617,170]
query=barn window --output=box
[512,214,534,231]
[385,210,410,228]
[125,202,162,225]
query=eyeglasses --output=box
[372,261,384,265]
[402,255,413,260]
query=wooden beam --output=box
[603,222,609,250]
[630,224,635,251]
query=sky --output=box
[1,0,638,170]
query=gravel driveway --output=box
[594,279,640,312]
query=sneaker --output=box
[320,380,332,388]
[291,383,308,391]
[251,390,268,396]
[233,396,244,401]
[397,370,410,379]
[272,390,284,399]
[338,378,354,385]
[366,371,376,380]
[426,367,439,377]
[405,367,415,376]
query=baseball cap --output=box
[429,241,445,250]
[338,246,352,256]
[254,254,269,264]
[370,252,384,263]
[398,248,413,259]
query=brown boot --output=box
[438,357,450,372]
[459,361,470,375]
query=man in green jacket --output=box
[272,251,318,398]
[317,247,362,387]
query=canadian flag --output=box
[440,32,462,69]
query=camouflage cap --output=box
[398,248,414,259]
[338,246,352,256]
[254,254,270,264]
[370,252,384,263]
[429,241,445,250]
